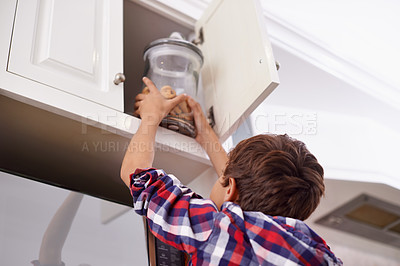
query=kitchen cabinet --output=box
[0,0,278,205]
[8,0,124,112]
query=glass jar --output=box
[142,32,203,138]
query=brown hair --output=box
[223,134,324,220]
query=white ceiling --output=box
[158,0,400,86]
[262,0,400,93]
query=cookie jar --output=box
[141,32,204,138]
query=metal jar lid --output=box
[143,34,203,64]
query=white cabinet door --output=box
[196,0,279,142]
[8,0,124,111]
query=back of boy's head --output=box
[223,134,324,221]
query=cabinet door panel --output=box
[8,0,123,111]
[196,0,279,142]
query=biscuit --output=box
[160,85,176,99]
[142,87,150,95]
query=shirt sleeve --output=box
[130,168,217,254]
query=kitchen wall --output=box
[0,171,146,266]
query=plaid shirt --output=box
[130,168,342,266]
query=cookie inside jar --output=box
[141,84,196,138]
[137,32,203,138]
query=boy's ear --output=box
[224,177,239,202]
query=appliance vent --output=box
[315,194,400,248]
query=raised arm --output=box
[187,97,228,177]
[120,77,187,187]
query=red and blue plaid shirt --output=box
[130,168,342,266]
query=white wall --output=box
[330,245,400,266]
[0,171,147,266]
[248,103,400,190]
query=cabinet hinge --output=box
[275,61,280,71]
[192,27,204,45]
[207,106,215,128]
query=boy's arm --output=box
[131,169,217,254]
[187,97,228,177]
[120,77,187,187]
[121,78,217,255]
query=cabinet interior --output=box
[123,0,194,115]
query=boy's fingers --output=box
[142,77,158,93]
[168,94,187,110]
[135,93,146,101]
[187,96,201,114]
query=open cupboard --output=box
[0,0,279,205]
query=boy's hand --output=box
[135,77,187,126]
[187,97,217,146]
[187,96,228,177]
[120,77,186,187]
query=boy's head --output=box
[210,134,324,221]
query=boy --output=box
[120,77,342,265]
